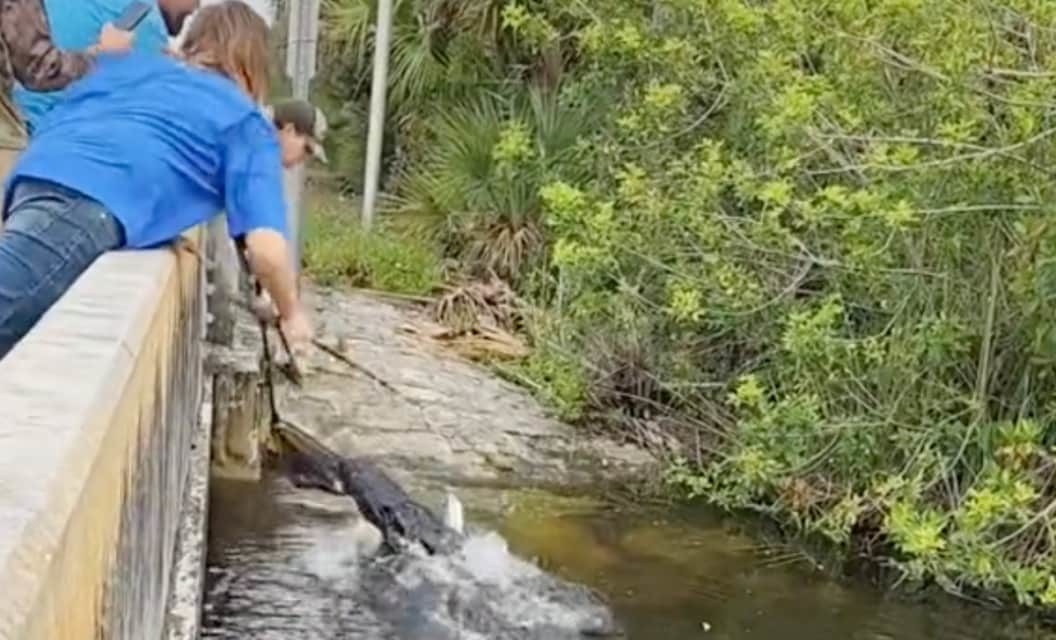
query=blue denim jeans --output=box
[0,178,124,359]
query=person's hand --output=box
[97,23,134,53]
[280,307,314,358]
[250,289,278,324]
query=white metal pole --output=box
[361,0,393,229]
[285,0,320,274]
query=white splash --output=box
[444,491,465,534]
[293,517,383,585]
[278,487,617,637]
[458,531,515,587]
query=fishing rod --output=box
[227,239,356,493]
[310,338,400,395]
[229,240,406,456]
[227,243,397,395]
[228,239,464,552]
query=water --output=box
[201,475,616,639]
[202,476,1053,640]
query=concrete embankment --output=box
[0,236,207,640]
[275,284,656,489]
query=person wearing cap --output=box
[266,98,328,168]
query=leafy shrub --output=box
[544,0,1056,607]
[321,0,1056,610]
[388,90,593,281]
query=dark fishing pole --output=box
[229,238,463,555]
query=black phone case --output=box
[114,1,151,31]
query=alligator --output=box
[278,446,463,555]
[267,420,625,638]
[235,245,623,636]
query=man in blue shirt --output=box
[0,2,312,360]
[12,50,286,248]
[14,0,199,132]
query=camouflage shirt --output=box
[0,0,93,95]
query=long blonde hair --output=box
[180,1,271,102]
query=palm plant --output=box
[319,0,509,191]
[319,0,596,283]
[321,0,505,111]
[387,86,593,282]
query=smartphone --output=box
[113,0,152,31]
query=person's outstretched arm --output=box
[243,229,302,320]
[1,0,132,91]
[224,112,313,350]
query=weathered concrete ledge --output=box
[205,310,267,482]
[276,285,656,491]
[162,379,212,640]
[203,216,271,482]
[0,234,204,640]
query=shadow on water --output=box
[202,476,1056,640]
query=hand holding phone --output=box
[96,22,134,53]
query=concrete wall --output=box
[0,233,205,640]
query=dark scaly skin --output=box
[275,431,462,555]
[336,457,463,555]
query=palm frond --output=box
[322,0,373,60]
[388,22,445,108]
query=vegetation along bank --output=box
[305,0,1056,612]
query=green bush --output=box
[539,0,1056,607]
[322,0,1056,609]
[302,198,441,295]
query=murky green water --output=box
[201,475,1052,640]
[488,494,1055,640]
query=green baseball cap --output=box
[269,99,329,163]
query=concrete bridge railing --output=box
[0,230,209,640]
